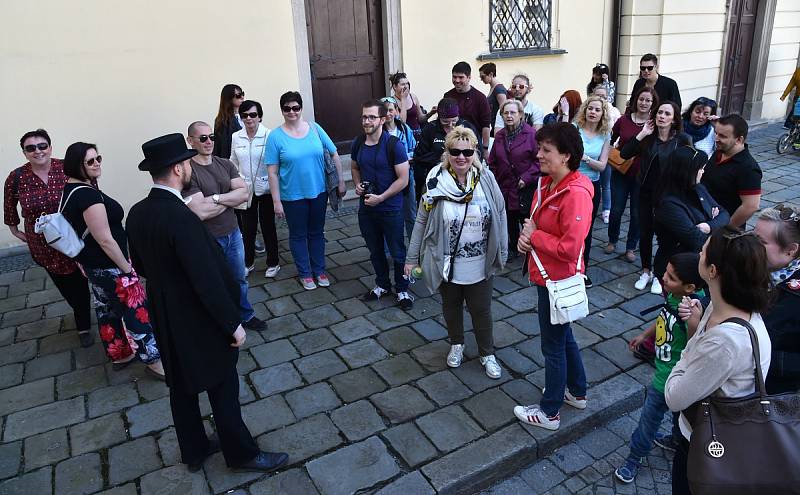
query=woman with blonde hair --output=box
[405,126,508,378]
[573,95,611,286]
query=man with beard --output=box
[126,133,288,474]
[493,74,545,133]
[350,100,412,309]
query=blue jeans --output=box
[359,207,408,292]
[215,228,255,323]
[537,285,587,417]
[283,192,328,278]
[404,172,417,240]
[608,170,640,251]
[600,164,612,212]
[628,384,678,460]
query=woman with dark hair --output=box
[3,129,93,347]
[389,72,423,136]
[606,86,658,263]
[753,204,800,394]
[381,96,418,239]
[587,63,615,104]
[621,100,689,295]
[213,84,245,159]
[543,90,582,125]
[681,97,718,157]
[513,122,592,431]
[265,91,345,290]
[60,142,163,376]
[479,62,508,135]
[230,99,280,278]
[653,145,729,278]
[666,226,772,494]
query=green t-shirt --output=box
[651,291,705,392]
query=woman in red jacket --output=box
[513,122,593,431]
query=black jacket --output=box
[126,188,242,394]
[653,184,729,277]
[764,269,800,394]
[620,131,691,190]
[632,74,682,108]
[414,118,481,174]
[213,116,242,159]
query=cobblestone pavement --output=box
[0,123,796,494]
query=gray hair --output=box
[500,99,524,114]
[758,206,800,256]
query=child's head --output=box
[663,252,706,296]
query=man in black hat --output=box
[126,133,288,473]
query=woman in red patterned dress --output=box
[3,129,93,346]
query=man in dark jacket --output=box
[631,53,682,108]
[126,133,287,474]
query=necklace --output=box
[631,114,647,126]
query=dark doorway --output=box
[720,0,759,115]
[305,0,386,152]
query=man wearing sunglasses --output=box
[493,74,544,134]
[351,100,413,309]
[183,121,267,332]
[631,53,682,109]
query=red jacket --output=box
[526,171,594,286]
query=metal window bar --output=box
[489,0,552,52]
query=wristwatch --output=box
[212,194,220,204]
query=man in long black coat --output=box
[126,133,287,473]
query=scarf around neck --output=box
[771,257,800,287]
[422,165,480,212]
[683,118,712,143]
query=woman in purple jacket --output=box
[488,99,540,259]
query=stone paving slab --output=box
[0,123,790,493]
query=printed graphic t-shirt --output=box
[652,291,704,392]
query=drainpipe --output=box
[609,0,622,95]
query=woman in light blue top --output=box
[266,91,345,291]
[574,95,611,287]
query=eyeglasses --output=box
[23,143,49,153]
[191,134,215,143]
[241,112,259,119]
[512,84,528,90]
[640,65,656,72]
[282,105,302,113]
[448,148,475,157]
[233,92,245,99]
[361,115,381,122]
[85,155,103,167]
[775,203,800,222]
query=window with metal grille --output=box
[489,0,552,52]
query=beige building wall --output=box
[0,0,300,249]
[617,0,727,111]
[762,0,800,119]
[399,0,615,119]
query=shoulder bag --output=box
[33,185,92,258]
[684,317,800,495]
[310,123,341,212]
[527,178,589,324]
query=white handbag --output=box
[527,178,589,325]
[33,186,91,258]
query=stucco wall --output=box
[0,0,299,249]
[762,0,800,119]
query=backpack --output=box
[351,133,403,189]
[33,185,93,258]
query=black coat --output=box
[764,269,800,394]
[632,75,682,108]
[652,184,729,277]
[213,116,242,159]
[126,188,242,394]
[620,131,692,190]
[414,118,481,175]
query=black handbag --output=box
[684,317,800,495]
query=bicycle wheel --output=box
[777,133,792,154]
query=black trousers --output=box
[639,188,655,271]
[169,367,259,467]
[672,433,692,494]
[507,209,524,254]
[241,193,279,267]
[582,180,601,267]
[48,269,91,332]
[440,277,495,357]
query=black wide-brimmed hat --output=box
[138,133,198,171]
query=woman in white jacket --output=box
[231,100,280,277]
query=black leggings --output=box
[672,433,692,494]
[241,193,279,268]
[48,269,92,332]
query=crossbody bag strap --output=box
[527,177,550,280]
[60,185,94,239]
[722,317,768,399]
[447,203,470,282]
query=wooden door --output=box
[305,0,385,151]
[720,0,759,115]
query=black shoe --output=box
[242,316,267,331]
[584,277,593,288]
[232,451,289,473]
[78,330,94,348]
[187,435,221,472]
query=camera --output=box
[360,181,376,196]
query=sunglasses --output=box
[241,112,259,119]
[775,203,800,222]
[282,105,302,113]
[640,65,656,72]
[192,134,215,143]
[380,96,399,105]
[85,155,103,167]
[233,92,245,99]
[722,230,756,247]
[512,84,528,90]
[23,143,50,153]
[448,148,475,157]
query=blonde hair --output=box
[441,126,482,171]
[575,95,611,135]
[758,206,800,258]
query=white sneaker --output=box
[564,390,587,409]
[634,272,653,291]
[513,404,560,430]
[602,210,610,224]
[245,264,255,276]
[447,344,464,368]
[479,355,502,379]
[650,276,663,295]
[265,265,281,278]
